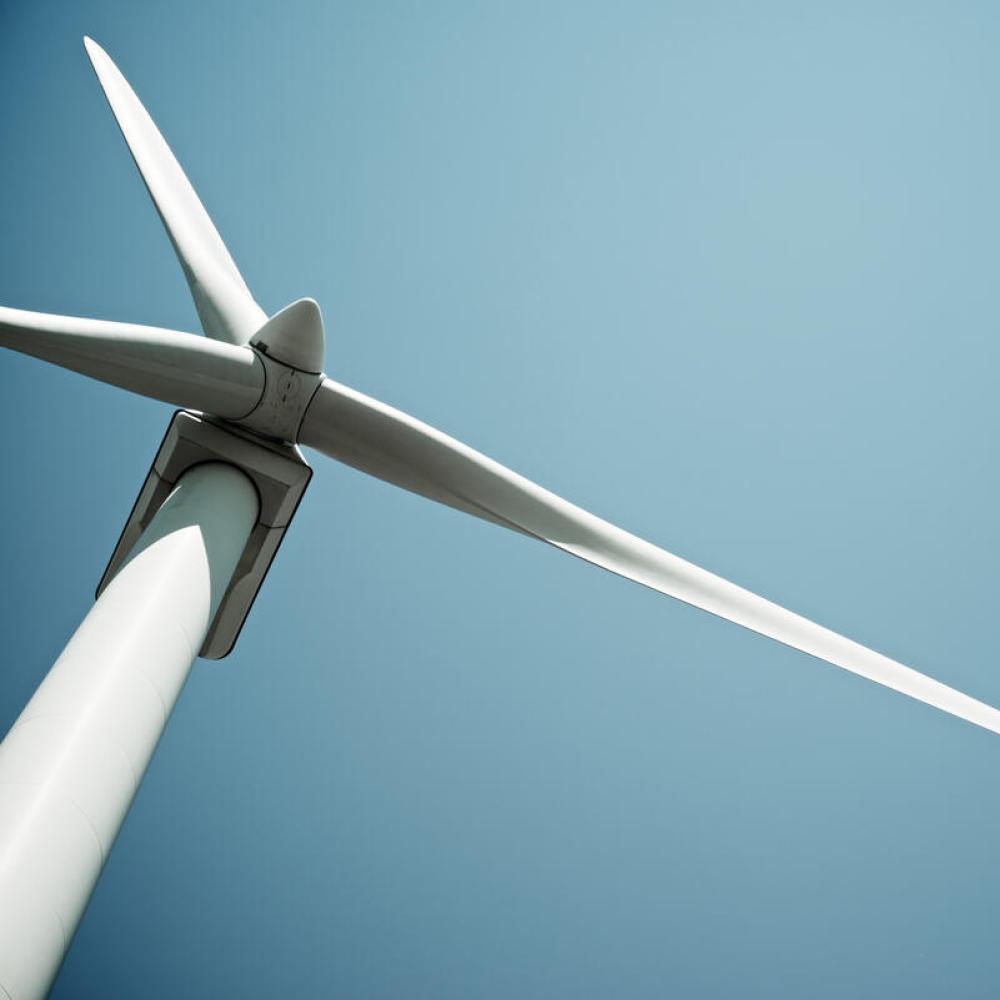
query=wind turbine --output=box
[0,36,996,1000]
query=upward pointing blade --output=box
[84,37,266,345]
[299,378,1000,736]
[0,306,263,417]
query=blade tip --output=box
[83,36,107,63]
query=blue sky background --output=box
[2,1,1000,996]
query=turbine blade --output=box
[0,306,263,417]
[299,378,1000,736]
[83,37,266,345]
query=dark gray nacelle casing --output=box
[97,410,311,658]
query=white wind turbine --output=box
[0,37,997,1000]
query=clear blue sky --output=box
[2,1,1000,996]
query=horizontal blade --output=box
[299,378,1000,736]
[0,306,263,417]
[84,37,266,345]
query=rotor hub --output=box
[235,347,324,442]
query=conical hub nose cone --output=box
[250,298,324,374]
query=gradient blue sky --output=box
[2,1,1000,996]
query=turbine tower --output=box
[0,38,997,1000]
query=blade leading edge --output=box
[84,37,266,346]
[299,378,1000,736]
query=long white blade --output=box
[84,37,266,345]
[299,378,1000,736]
[0,306,263,417]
